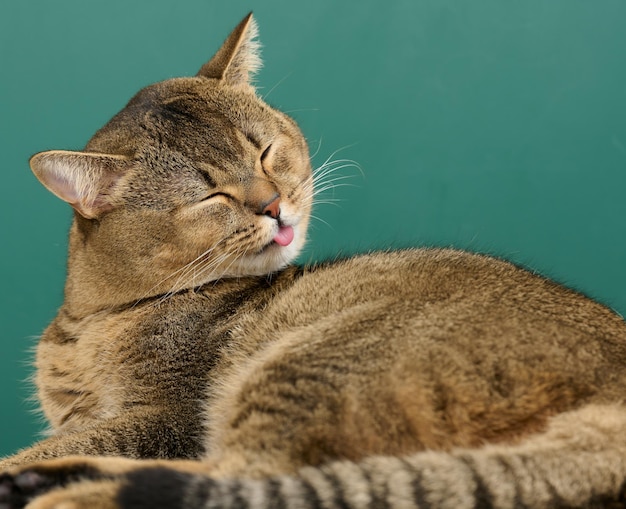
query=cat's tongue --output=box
[273,225,294,246]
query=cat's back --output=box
[204,248,626,460]
[266,247,625,340]
[244,247,626,404]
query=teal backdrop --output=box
[1,1,625,457]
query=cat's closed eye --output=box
[202,192,234,203]
[260,144,273,174]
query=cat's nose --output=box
[261,195,281,219]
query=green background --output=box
[1,1,625,458]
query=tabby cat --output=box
[1,13,626,509]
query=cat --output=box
[1,12,626,509]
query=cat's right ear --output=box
[29,150,131,219]
[196,13,262,86]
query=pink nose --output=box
[262,196,281,219]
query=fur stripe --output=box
[456,455,495,509]
[114,405,626,508]
[297,478,324,509]
[327,460,374,509]
[398,458,431,509]
[118,467,198,509]
[360,459,390,509]
[278,476,319,509]
[182,475,214,509]
[300,465,349,509]
[264,478,287,509]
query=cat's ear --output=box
[30,150,131,219]
[196,12,262,86]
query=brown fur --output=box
[2,13,626,509]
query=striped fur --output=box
[109,405,626,509]
[2,13,626,509]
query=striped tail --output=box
[116,404,626,509]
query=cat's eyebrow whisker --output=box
[261,72,292,100]
[283,108,320,114]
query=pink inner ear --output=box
[43,169,82,206]
[31,150,130,219]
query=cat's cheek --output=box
[151,244,187,272]
[175,206,236,244]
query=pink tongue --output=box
[273,225,294,246]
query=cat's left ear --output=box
[30,150,131,219]
[196,12,262,86]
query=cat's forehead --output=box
[86,77,281,159]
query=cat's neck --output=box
[60,219,301,319]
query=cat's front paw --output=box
[0,456,210,509]
[0,461,98,509]
[0,477,122,509]
[0,457,124,509]
[0,469,59,509]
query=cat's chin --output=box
[240,238,304,276]
[184,233,303,290]
[227,226,306,278]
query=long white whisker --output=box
[314,159,362,173]
[309,137,324,160]
[161,241,227,298]
[314,174,358,189]
[313,199,342,207]
[309,213,334,230]
[283,108,320,114]
[313,144,359,172]
[314,182,358,196]
[190,251,234,289]
[138,237,231,307]
[262,72,292,100]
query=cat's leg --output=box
[1,403,626,509]
[0,407,202,471]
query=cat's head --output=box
[29,14,312,306]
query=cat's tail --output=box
[118,404,626,509]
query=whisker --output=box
[313,199,343,207]
[162,242,226,296]
[314,174,358,188]
[312,144,359,171]
[283,107,320,114]
[307,149,363,226]
[314,182,358,196]
[190,251,234,290]
[313,161,363,182]
[309,137,324,160]
[262,72,292,100]
[136,237,230,307]
[309,213,334,230]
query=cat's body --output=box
[2,14,626,509]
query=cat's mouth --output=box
[255,221,297,255]
[273,225,294,246]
